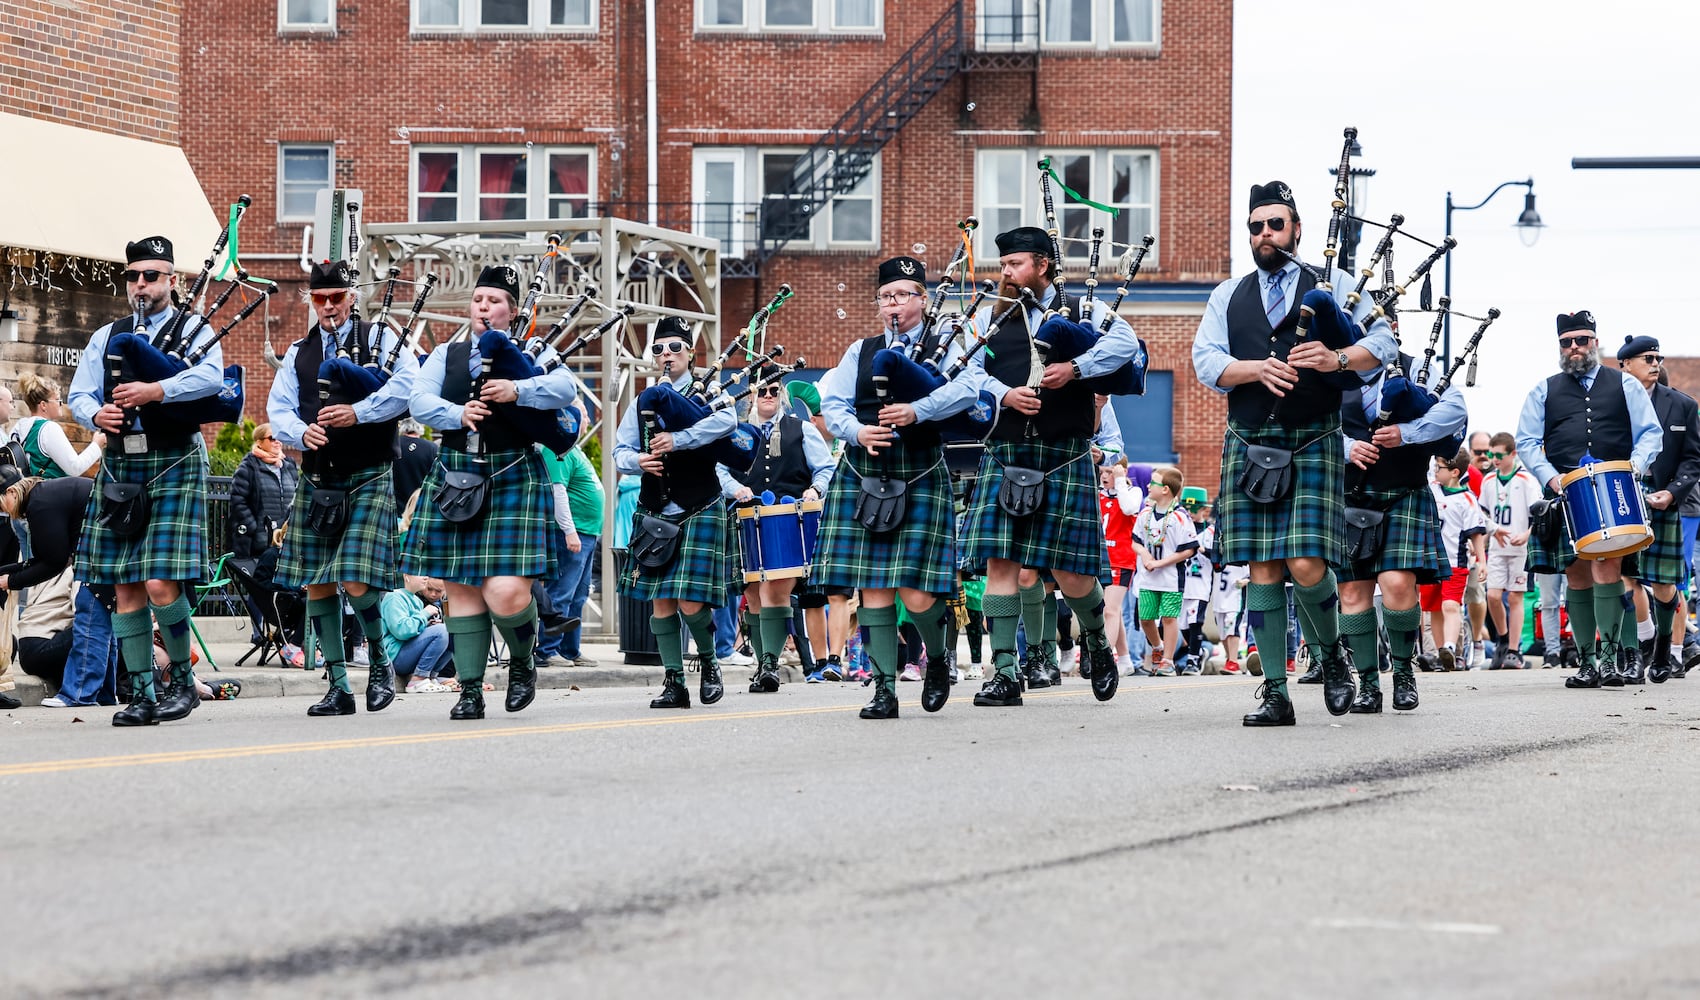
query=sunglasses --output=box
[1246,217,1288,235]
[310,290,349,305]
[756,386,781,397]
[1489,451,1507,459]
[1472,449,1491,457]
[1558,335,1594,348]
[1636,353,1664,365]
[650,341,688,356]
[122,268,171,284]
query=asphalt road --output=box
[4,670,1699,999]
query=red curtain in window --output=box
[480,153,519,196]
[418,153,455,196]
[550,155,588,196]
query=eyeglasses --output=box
[1246,218,1288,235]
[756,386,781,397]
[875,290,921,306]
[1558,335,1594,348]
[650,341,688,356]
[310,290,349,305]
[122,269,171,284]
[1636,353,1665,365]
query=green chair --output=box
[189,552,239,670]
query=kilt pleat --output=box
[961,436,1107,579]
[1217,417,1345,566]
[275,465,402,590]
[1339,482,1449,584]
[77,444,208,585]
[399,447,557,585]
[1627,506,1686,585]
[815,442,957,593]
[619,499,729,605]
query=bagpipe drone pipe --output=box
[633,351,808,476]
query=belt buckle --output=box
[122,433,148,455]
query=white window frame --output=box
[279,0,335,31]
[974,146,1158,268]
[412,0,598,33]
[977,0,1159,51]
[408,145,598,232]
[691,146,880,255]
[692,149,750,258]
[278,144,335,223]
[697,0,882,33]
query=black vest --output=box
[636,381,722,513]
[1542,368,1633,472]
[1340,353,1431,491]
[1225,269,1342,426]
[983,287,1095,442]
[294,322,398,475]
[731,414,811,498]
[854,330,944,450]
[439,340,529,455]
[104,313,199,444]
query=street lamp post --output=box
[1444,179,1544,368]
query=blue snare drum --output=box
[736,494,817,583]
[1559,458,1653,559]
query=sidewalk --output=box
[3,617,808,707]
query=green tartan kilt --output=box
[619,499,730,605]
[399,446,557,586]
[961,436,1108,580]
[1217,416,1346,567]
[1626,506,1686,586]
[78,443,208,585]
[815,441,957,594]
[1339,483,1449,584]
[275,464,402,590]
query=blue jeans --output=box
[392,622,452,679]
[713,600,737,658]
[57,586,118,706]
[551,533,598,659]
[1121,597,1149,660]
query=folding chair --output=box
[189,552,240,669]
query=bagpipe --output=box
[689,283,793,402]
[634,344,805,476]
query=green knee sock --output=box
[150,594,196,686]
[682,607,717,664]
[1018,581,1046,659]
[652,614,684,681]
[860,603,899,689]
[1384,605,1422,677]
[114,608,156,701]
[1654,596,1679,647]
[1063,582,1108,651]
[446,613,492,685]
[1041,592,1059,665]
[743,609,765,663]
[1293,571,1341,649]
[758,605,793,665]
[907,599,948,661]
[1247,582,1290,693]
[1568,587,1596,660]
[308,595,350,692]
[347,589,390,665]
[985,591,1023,681]
[492,599,539,664]
[1593,581,1626,658]
[1340,609,1380,688]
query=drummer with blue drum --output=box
[1514,311,1663,688]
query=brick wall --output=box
[0,1,182,143]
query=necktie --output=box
[1265,270,1286,326]
[892,330,911,354]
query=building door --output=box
[692,150,746,258]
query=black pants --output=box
[19,630,71,691]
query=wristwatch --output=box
[1335,350,1350,372]
[1070,360,1083,381]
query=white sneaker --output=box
[964,663,984,680]
[722,651,753,666]
[1115,654,1134,676]
[40,695,70,707]
[350,643,371,667]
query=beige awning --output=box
[0,112,220,265]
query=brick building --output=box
[181,0,1232,482]
[0,1,218,444]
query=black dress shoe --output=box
[1392,672,1419,711]
[1650,642,1673,684]
[540,611,573,636]
[650,679,691,709]
[1044,660,1063,687]
[698,654,724,705]
[749,653,781,694]
[367,662,397,713]
[1416,653,1437,673]
[1349,686,1382,713]
[1600,647,1625,687]
[1565,665,1601,689]
[0,690,19,710]
[1242,681,1295,727]
[505,658,536,713]
[973,673,1024,707]
[860,684,899,719]
[1622,647,1645,685]
[450,683,486,720]
[921,654,950,713]
[112,695,158,727]
[1295,659,1324,684]
[1088,646,1119,702]
[307,685,356,717]
[1320,641,1355,717]
[1022,652,1050,690]
[154,679,201,722]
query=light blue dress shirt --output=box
[614,370,737,516]
[266,320,419,451]
[817,320,974,445]
[1094,400,1124,462]
[69,305,226,435]
[1515,364,1663,488]
[1344,365,1469,459]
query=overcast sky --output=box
[1231,0,1700,436]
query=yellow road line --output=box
[0,678,1242,778]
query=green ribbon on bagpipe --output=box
[214,199,276,288]
[1038,157,1120,217]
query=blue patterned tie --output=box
[1265,270,1286,326]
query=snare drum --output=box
[736,494,816,582]
[1559,459,1654,560]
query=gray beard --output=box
[1559,348,1599,376]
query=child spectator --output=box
[1131,465,1199,676]
[1423,449,1489,670]
[1099,459,1140,676]
[1477,432,1541,668]
[382,575,455,692]
[1177,486,1216,673]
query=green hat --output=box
[1179,486,1209,510]
[786,380,820,417]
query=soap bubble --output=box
[836,308,847,320]
[911,243,927,255]
[836,282,846,292]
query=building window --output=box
[698,0,881,31]
[414,0,595,31]
[691,147,879,255]
[280,0,334,30]
[279,145,334,222]
[975,147,1157,267]
[410,146,596,227]
[980,0,1157,50]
